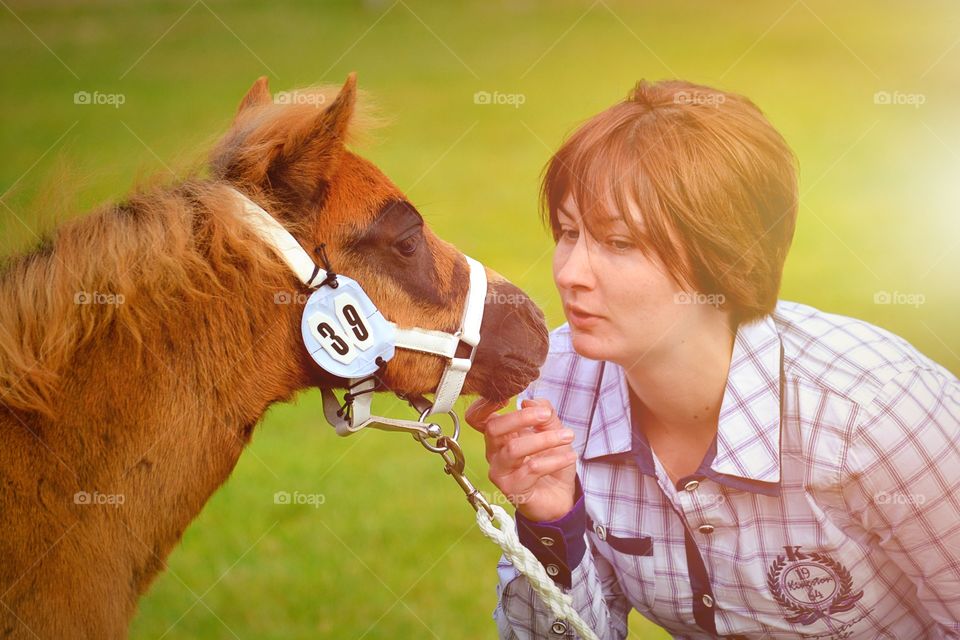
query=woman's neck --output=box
[623,317,736,436]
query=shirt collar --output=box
[581,315,784,496]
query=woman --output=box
[465,80,960,639]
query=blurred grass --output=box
[1,0,958,638]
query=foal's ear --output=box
[213,74,358,206]
[278,73,356,165]
[234,76,272,122]
[268,73,357,203]
[311,73,356,147]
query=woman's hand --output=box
[465,397,578,522]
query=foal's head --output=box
[210,75,548,403]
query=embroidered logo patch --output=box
[766,546,864,627]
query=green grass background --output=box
[2,1,958,638]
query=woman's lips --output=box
[566,306,602,328]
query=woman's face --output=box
[551,194,721,369]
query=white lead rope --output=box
[476,504,600,640]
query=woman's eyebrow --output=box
[556,206,577,222]
[556,206,644,235]
[600,210,646,233]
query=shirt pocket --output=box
[599,532,653,556]
[588,517,658,612]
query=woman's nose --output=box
[554,235,596,291]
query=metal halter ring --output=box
[415,408,461,453]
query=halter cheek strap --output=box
[234,193,328,288]
[392,252,486,415]
[232,188,487,436]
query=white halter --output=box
[231,189,487,438]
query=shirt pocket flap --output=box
[606,534,653,556]
[589,516,654,556]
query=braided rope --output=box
[476,504,600,640]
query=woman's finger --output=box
[490,440,576,480]
[497,429,575,469]
[510,448,578,480]
[519,398,565,435]
[484,403,558,440]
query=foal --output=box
[0,74,548,638]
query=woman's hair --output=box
[541,79,798,324]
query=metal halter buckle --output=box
[413,407,460,453]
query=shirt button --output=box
[701,594,714,608]
[697,524,715,534]
[550,619,568,635]
[594,524,607,540]
[539,536,555,547]
[684,480,700,492]
[546,564,560,577]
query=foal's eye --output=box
[396,232,421,256]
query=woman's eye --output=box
[396,232,421,256]
[559,228,578,242]
[607,238,635,251]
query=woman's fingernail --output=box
[535,407,551,421]
[561,430,574,442]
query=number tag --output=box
[306,310,356,365]
[300,277,395,378]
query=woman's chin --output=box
[569,330,610,362]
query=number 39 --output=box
[307,292,374,364]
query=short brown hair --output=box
[541,79,798,324]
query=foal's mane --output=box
[0,83,374,419]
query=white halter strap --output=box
[235,192,327,288]
[232,189,487,435]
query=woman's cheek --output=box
[551,243,576,287]
[551,245,566,280]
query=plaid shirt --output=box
[494,300,960,639]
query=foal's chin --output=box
[452,341,544,406]
[475,356,543,404]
